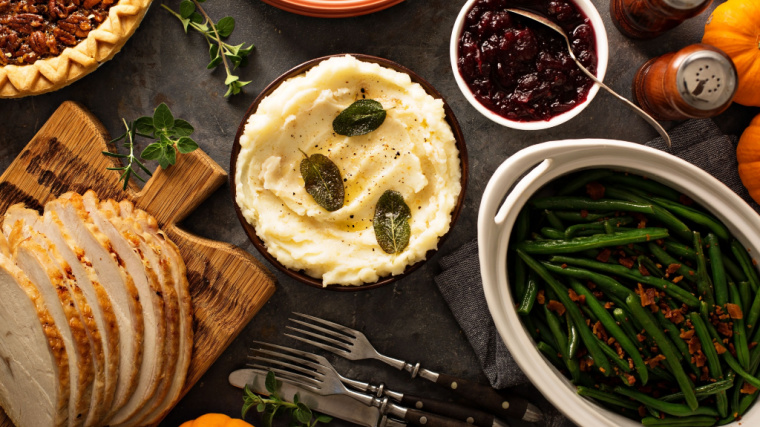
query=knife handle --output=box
[434,373,530,421]
[400,394,495,427]
[403,408,479,427]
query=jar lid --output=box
[664,0,710,10]
[676,50,738,111]
[259,0,405,17]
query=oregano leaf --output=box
[190,12,203,24]
[141,142,163,160]
[316,415,333,423]
[373,190,411,254]
[153,103,174,132]
[208,56,223,69]
[294,403,312,424]
[209,44,219,60]
[134,116,155,136]
[333,99,386,136]
[176,137,199,154]
[179,0,195,18]
[172,119,194,137]
[216,16,235,37]
[299,150,344,212]
[265,371,277,394]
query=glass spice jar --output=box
[610,0,713,39]
[632,43,738,121]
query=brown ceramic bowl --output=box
[230,54,468,291]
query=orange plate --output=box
[259,0,406,18]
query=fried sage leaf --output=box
[333,99,386,136]
[373,190,411,254]
[299,150,344,212]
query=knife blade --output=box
[230,368,407,427]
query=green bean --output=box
[730,282,750,371]
[640,416,717,426]
[522,314,539,340]
[746,283,760,332]
[541,262,633,300]
[553,211,615,222]
[581,305,599,323]
[661,378,735,402]
[517,228,669,255]
[518,271,540,315]
[638,256,665,278]
[723,254,747,283]
[603,220,615,235]
[556,170,615,195]
[576,386,640,411]
[740,281,752,317]
[649,242,697,283]
[564,222,608,239]
[518,250,612,376]
[545,210,565,231]
[534,317,560,353]
[700,303,760,390]
[613,308,646,351]
[732,239,760,293]
[538,341,565,369]
[614,387,717,417]
[691,312,725,381]
[739,392,759,416]
[512,257,527,304]
[706,234,729,307]
[655,310,699,377]
[540,227,565,240]
[551,255,701,308]
[513,205,531,243]
[604,187,692,241]
[531,196,656,214]
[570,278,649,384]
[652,197,731,241]
[626,294,698,410]
[596,335,632,373]
[694,232,716,306]
[567,319,579,359]
[545,303,569,354]
[602,174,682,201]
[664,240,698,261]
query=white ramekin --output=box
[477,140,760,426]
[450,0,609,130]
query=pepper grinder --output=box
[632,43,738,121]
[611,0,713,39]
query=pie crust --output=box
[0,0,152,98]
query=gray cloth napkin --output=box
[434,119,759,424]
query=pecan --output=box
[3,13,44,34]
[83,0,100,8]
[53,27,76,45]
[28,30,47,54]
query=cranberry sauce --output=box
[457,0,598,122]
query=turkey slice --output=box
[74,192,167,426]
[6,229,93,427]
[119,202,193,426]
[3,204,120,426]
[46,194,144,418]
[0,234,70,427]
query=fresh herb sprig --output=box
[163,0,253,97]
[103,103,199,190]
[242,371,332,427]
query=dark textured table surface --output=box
[0,0,757,426]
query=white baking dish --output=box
[477,139,760,426]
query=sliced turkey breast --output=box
[3,204,119,426]
[87,194,179,426]
[7,236,93,427]
[0,238,70,427]
[119,202,193,426]
[46,194,144,418]
[75,192,167,426]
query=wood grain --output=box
[0,101,276,426]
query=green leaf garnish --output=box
[243,371,331,427]
[332,99,386,136]
[373,190,411,254]
[153,103,175,132]
[299,150,344,212]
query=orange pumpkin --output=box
[737,114,760,204]
[702,0,760,107]
[179,413,255,427]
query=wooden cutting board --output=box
[0,101,276,426]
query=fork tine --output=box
[252,348,327,374]
[251,355,324,379]
[249,364,322,388]
[293,312,359,337]
[287,324,353,350]
[251,341,325,363]
[284,332,353,358]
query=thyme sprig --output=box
[163,0,253,97]
[242,371,332,427]
[104,119,153,190]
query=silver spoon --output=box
[507,8,672,147]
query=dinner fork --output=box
[286,312,542,423]
[249,345,477,427]
[250,342,508,427]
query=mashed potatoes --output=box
[235,55,461,286]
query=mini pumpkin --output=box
[737,114,760,204]
[702,0,760,107]
[180,413,255,427]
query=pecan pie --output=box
[0,0,151,97]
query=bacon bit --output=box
[607,337,616,345]
[646,354,666,369]
[593,321,609,341]
[689,373,697,382]
[741,383,759,394]
[714,342,727,354]
[719,313,730,321]
[587,281,597,290]
[680,329,695,340]
[679,195,694,206]
[568,289,581,302]
[750,341,758,350]
[637,284,657,307]
[672,276,684,284]
[688,336,702,355]
[638,406,647,418]
[547,300,566,316]
[716,322,733,339]
[638,263,651,276]
[727,303,744,319]
[586,182,606,200]
[637,219,647,229]
[637,333,647,342]
[624,373,636,386]
[561,263,568,269]
[619,257,635,268]
[604,301,614,309]
[586,318,591,326]
[579,358,590,372]
[689,270,695,276]
[628,357,634,369]
[596,248,611,263]
[593,291,604,298]
[646,234,651,241]
[754,259,758,267]
[666,264,681,275]
[729,343,737,357]
[537,290,545,305]
[580,209,588,218]
[701,366,711,381]
[694,351,707,368]
[663,307,685,325]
